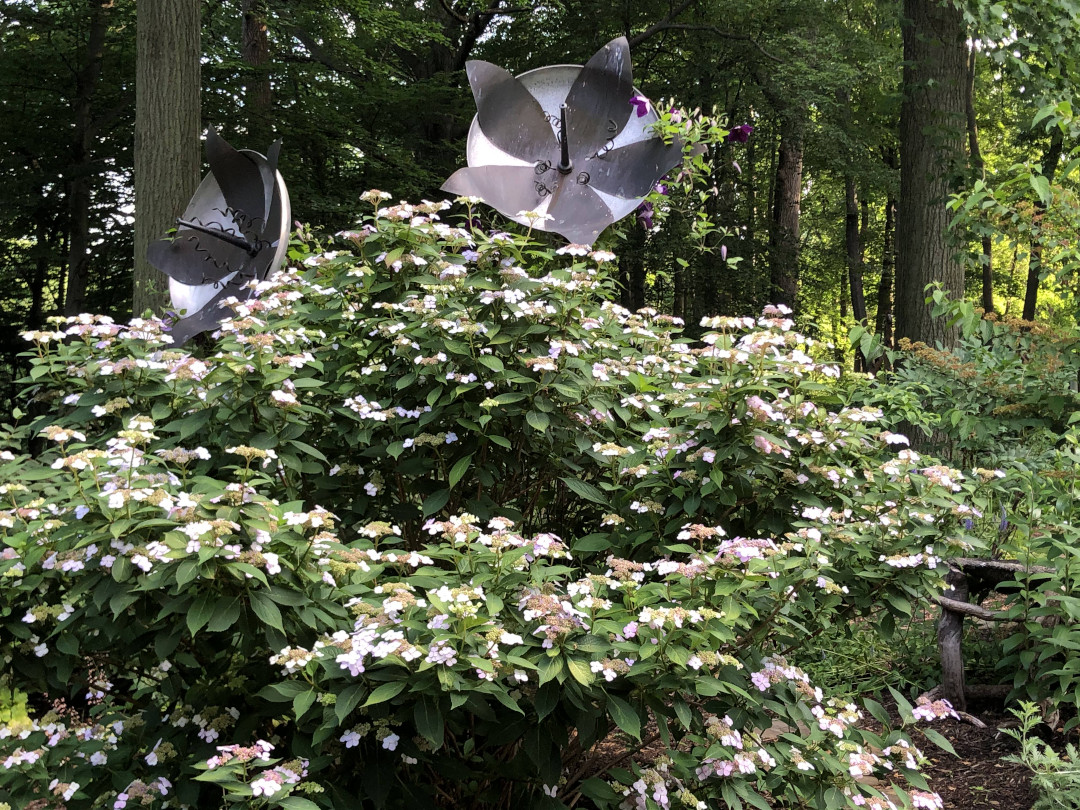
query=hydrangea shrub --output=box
[1,199,979,809]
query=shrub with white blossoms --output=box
[0,198,995,808]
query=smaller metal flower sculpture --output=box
[147,129,291,345]
[442,37,685,246]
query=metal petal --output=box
[255,140,283,229]
[441,164,553,220]
[546,179,613,246]
[563,37,634,159]
[147,232,252,286]
[585,137,685,199]
[166,285,235,346]
[205,128,271,226]
[466,60,557,163]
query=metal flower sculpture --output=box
[147,129,291,345]
[441,37,685,246]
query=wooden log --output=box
[937,566,969,712]
[935,595,1002,620]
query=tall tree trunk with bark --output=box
[64,0,110,316]
[965,47,994,313]
[846,176,868,370]
[241,0,272,143]
[1023,128,1064,321]
[769,114,805,309]
[133,0,201,316]
[896,0,967,348]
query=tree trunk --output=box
[134,0,201,317]
[1022,128,1064,322]
[64,0,110,317]
[870,194,897,374]
[241,0,272,143]
[896,0,967,348]
[965,47,994,314]
[769,115,804,309]
[846,176,868,371]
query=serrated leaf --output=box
[414,699,444,749]
[921,727,958,757]
[364,681,407,707]
[526,410,551,432]
[862,697,890,727]
[250,591,285,633]
[606,694,641,739]
[278,798,322,810]
[206,598,241,633]
[559,476,609,506]
[478,355,505,372]
[448,455,472,488]
[186,595,215,637]
[422,489,450,517]
[293,688,316,720]
[888,686,915,723]
[566,657,595,686]
[335,684,365,725]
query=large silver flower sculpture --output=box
[147,129,291,345]
[442,37,685,246]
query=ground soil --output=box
[914,699,1039,810]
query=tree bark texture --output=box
[64,0,110,317]
[769,115,804,310]
[896,0,967,348]
[846,176,868,370]
[965,47,994,314]
[876,195,896,351]
[1023,128,1064,322]
[134,0,201,316]
[937,565,969,712]
[241,0,272,144]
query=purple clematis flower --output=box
[637,201,654,229]
[630,95,650,117]
[725,124,754,144]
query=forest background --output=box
[6,0,1080,387]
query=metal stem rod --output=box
[177,218,260,256]
[556,104,573,174]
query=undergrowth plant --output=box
[1004,702,1080,810]
[1,199,979,809]
[854,293,1080,731]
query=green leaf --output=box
[888,686,915,723]
[526,410,551,432]
[206,598,242,633]
[335,684,365,725]
[293,688,317,720]
[673,698,692,730]
[448,455,472,488]
[566,657,595,686]
[478,355,505,372]
[862,697,890,727]
[256,681,307,703]
[422,489,451,517]
[250,591,285,633]
[289,440,328,462]
[537,656,565,685]
[414,699,444,749]
[363,681,407,707]
[186,595,215,637]
[606,694,641,740]
[921,727,958,757]
[559,477,609,507]
[278,797,323,810]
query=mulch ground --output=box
[914,700,1038,810]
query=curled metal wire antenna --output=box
[147,129,291,346]
[442,37,685,246]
